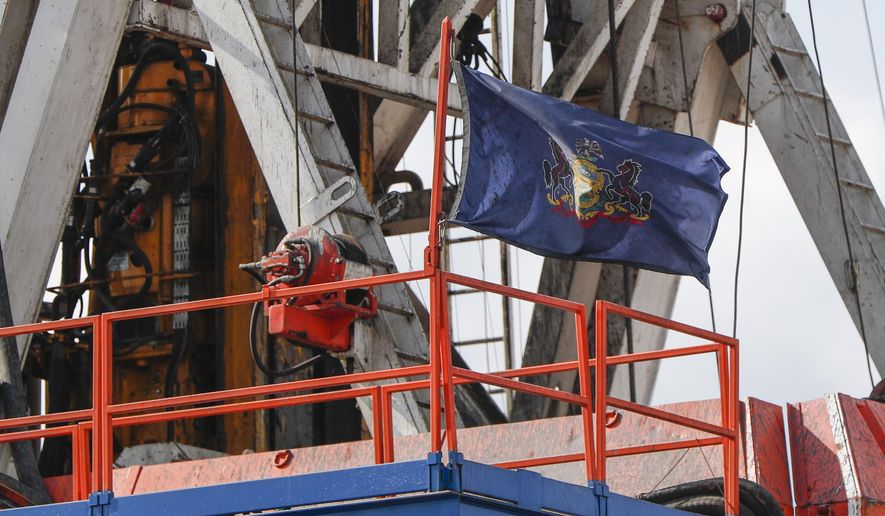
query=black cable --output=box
[293,15,302,227]
[732,0,756,339]
[606,0,636,403]
[638,477,784,516]
[674,0,717,333]
[807,0,875,388]
[622,268,636,403]
[248,301,325,378]
[607,0,620,117]
[674,0,694,136]
[97,41,195,130]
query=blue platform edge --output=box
[7,453,687,515]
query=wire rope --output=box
[606,0,637,403]
[293,11,301,226]
[807,0,875,387]
[732,0,757,339]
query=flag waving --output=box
[449,65,729,286]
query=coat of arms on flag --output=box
[543,137,653,227]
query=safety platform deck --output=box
[6,454,689,516]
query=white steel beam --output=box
[0,0,38,125]
[378,0,410,69]
[127,0,207,47]
[0,0,132,357]
[373,0,494,174]
[598,0,665,120]
[510,0,544,91]
[542,0,636,100]
[292,0,318,29]
[306,44,462,115]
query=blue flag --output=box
[449,65,729,286]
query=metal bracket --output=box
[88,490,114,516]
[374,190,404,224]
[427,451,446,492]
[299,176,357,224]
[589,481,610,516]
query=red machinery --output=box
[240,226,377,352]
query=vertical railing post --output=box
[90,318,102,492]
[726,342,740,515]
[574,307,597,481]
[381,388,395,463]
[429,272,443,452]
[71,426,82,500]
[594,301,607,481]
[372,387,383,464]
[439,274,458,452]
[100,314,113,492]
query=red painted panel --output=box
[745,398,793,516]
[789,394,885,514]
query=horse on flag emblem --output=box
[542,137,653,227]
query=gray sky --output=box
[386,0,885,411]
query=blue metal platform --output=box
[8,454,686,515]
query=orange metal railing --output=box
[0,15,740,515]
[0,268,739,511]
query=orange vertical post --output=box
[71,426,83,500]
[381,389,395,463]
[574,306,597,481]
[90,319,102,492]
[726,343,740,514]
[427,16,453,454]
[100,314,113,491]
[429,273,443,452]
[594,301,608,481]
[426,16,453,269]
[372,387,383,464]
[439,274,458,452]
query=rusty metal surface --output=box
[789,394,885,515]
[42,397,792,511]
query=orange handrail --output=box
[0,267,738,513]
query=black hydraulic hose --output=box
[89,234,153,312]
[668,495,753,516]
[97,41,196,130]
[638,478,783,516]
[248,301,325,378]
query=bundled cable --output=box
[638,478,784,516]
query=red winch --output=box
[240,226,377,352]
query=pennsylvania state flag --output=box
[449,65,729,286]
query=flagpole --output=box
[427,16,454,455]
[427,17,453,269]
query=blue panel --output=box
[3,456,690,516]
[3,500,87,516]
[460,460,600,516]
[461,461,521,503]
[272,493,463,515]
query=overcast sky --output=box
[386,0,885,411]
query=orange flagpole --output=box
[427,17,454,453]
